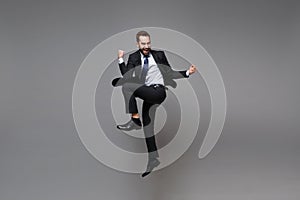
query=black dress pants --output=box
[121,82,167,158]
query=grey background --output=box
[1,0,299,199]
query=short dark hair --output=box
[136,31,150,42]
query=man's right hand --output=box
[118,50,124,58]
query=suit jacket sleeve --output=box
[112,53,138,87]
[119,54,135,77]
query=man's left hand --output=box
[188,65,197,75]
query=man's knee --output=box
[143,117,151,127]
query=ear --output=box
[136,42,139,48]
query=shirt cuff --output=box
[186,70,190,77]
[118,58,124,64]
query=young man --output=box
[112,31,196,177]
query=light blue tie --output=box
[140,55,149,83]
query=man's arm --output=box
[161,51,196,79]
[118,50,135,76]
[112,50,135,87]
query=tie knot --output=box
[144,56,149,64]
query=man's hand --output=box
[188,64,197,75]
[118,50,124,58]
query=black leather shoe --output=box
[141,158,160,178]
[117,119,142,131]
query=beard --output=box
[139,47,151,56]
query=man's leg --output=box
[117,82,143,130]
[137,86,166,177]
[121,82,142,114]
[141,101,160,178]
[142,102,159,159]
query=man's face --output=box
[137,36,151,55]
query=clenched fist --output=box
[118,50,124,58]
[188,64,197,75]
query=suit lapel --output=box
[132,50,142,78]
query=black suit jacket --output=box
[112,49,189,88]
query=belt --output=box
[150,84,167,90]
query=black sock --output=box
[131,117,142,126]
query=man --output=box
[112,31,196,177]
